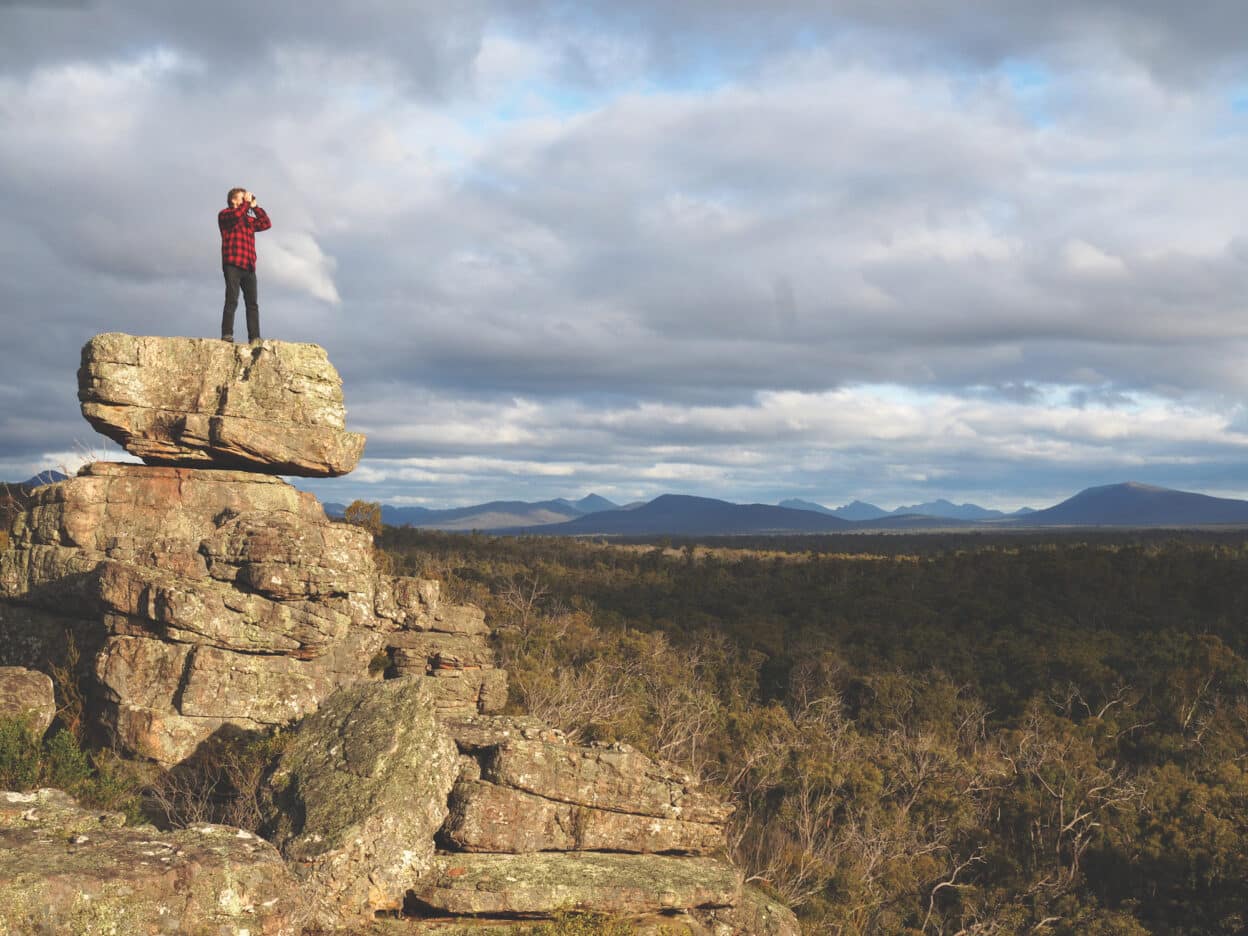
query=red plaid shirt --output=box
[218,203,272,271]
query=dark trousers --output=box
[222,264,260,341]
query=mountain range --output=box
[322,482,1248,534]
[323,493,622,531]
[778,497,1034,522]
[8,471,70,491]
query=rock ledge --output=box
[78,332,365,476]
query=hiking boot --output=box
[221,333,234,343]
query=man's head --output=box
[227,187,247,207]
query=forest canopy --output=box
[374,525,1248,935]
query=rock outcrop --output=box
[0,788,302,935]
[387,616,508,716]
[399,714,807,934]
[0,332,802,934]
[0,459,498,764]
[0,667,55,737]
[260,677,459,928]
[78,333,365,476]
[0,462,383,763]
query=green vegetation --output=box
[0,717,143,821]
[382,527,1248,935]
[513,911,639,935]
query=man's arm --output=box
[251,206,272,232]
[218,203,250,232]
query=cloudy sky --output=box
[4,1,1248,511]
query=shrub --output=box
[0,717,41,789]
[149,728,291,831]
[0,717,143,821]
[43,728,94,788]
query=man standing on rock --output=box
[219,187,271,344]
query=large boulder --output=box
[260,677,459,928]
[0,667,55,737]
[0,788,302,935]
[78,333,365,476]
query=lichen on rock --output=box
[0,788,302,935]
[78,332,365,476]
[260,676,459,927]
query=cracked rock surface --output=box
[0,788,302,936]
[0,667,55,737]
[78,332,365,476]
[260,677,459,929]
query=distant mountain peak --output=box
[14,470,69,491]
[890,499,1006,521]
[1024,481,1248,526]
[529,493,853,536]
[778,497,837,515]
[573,493,620,513]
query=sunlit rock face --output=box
[0,789,304,935]
[260,677,460,928]
[0,463,385,762]
[78,332,365,477]
[0,459,505,765]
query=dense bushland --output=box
[381,527,1248,935]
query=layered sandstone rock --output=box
[388,627,508,716]
[260,677,459,928]
[409,852,740,917]
[0,462,391,763]
[0,459,504,764]
[0,788,302,935]
[443,736,729,855]
[0,667,55,737]
[407,714,811,933]
[78,332,365,476]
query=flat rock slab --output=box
[440,714,567,752]
[0,667,56,736]
[0,788,302,935]
[410,852,741,916]
[482,739,732,825]
[444,779,724,855]
[78,332,365,476]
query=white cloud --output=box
[265,233,341,304]
[1062,239,1127,277]
[8,2,1248,509]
